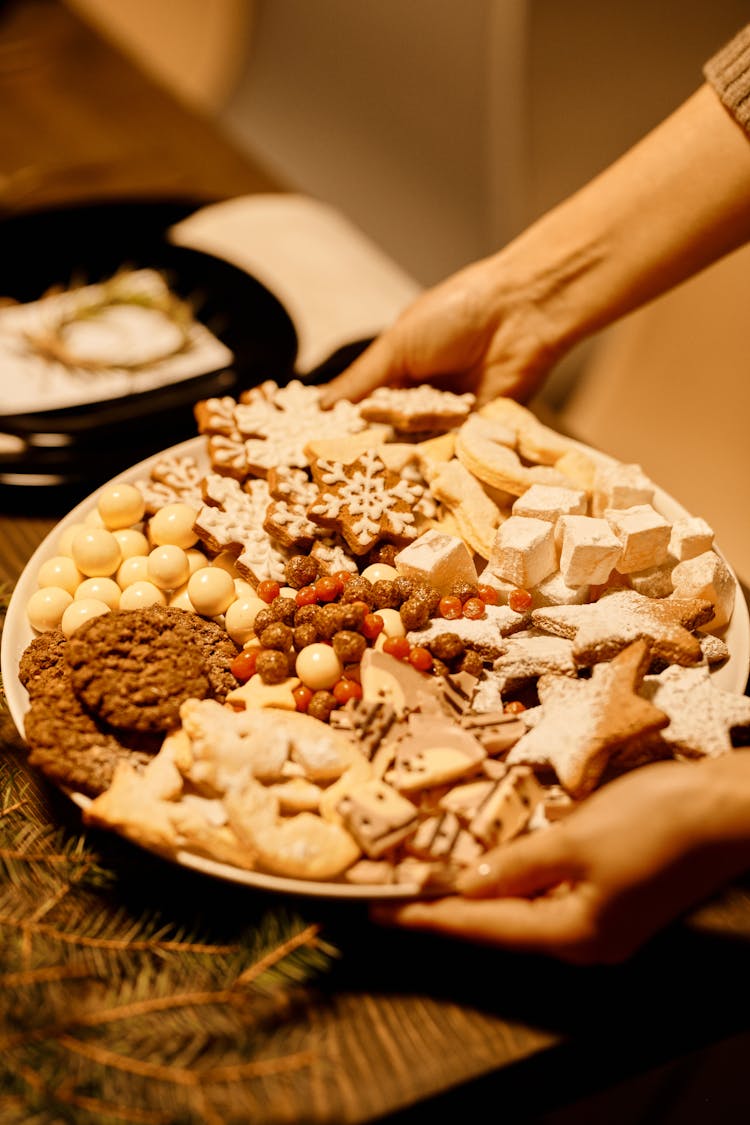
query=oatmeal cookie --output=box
[65,605,239,734]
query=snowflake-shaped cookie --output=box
[234,380,366,473]
[263,467,320,550]
[195,474,289,584]
[133,454,205,514]
[358,385,475,433]
[308,448,422,555]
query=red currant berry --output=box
[508,587,533,613]
[257,579,281,604]
[332,570,354,586]
[408,646,433,672]
[230,648,258,683]
[504,700,526,715]
[382,636,411,660]
[293,684,314,712]
[462,597,486,619]
[332,678,363,704]
[295,585,319,607]
[361,612,385,640]
[315,575,344,602]
[438,595,463,620]
[477,584,499,606]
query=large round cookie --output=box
[65,605,239,734]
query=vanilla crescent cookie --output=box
[455,415,569,497]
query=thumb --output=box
[319,333,405,406]
[457,825,578,898]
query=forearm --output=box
[492,83,750,358]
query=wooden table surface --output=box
[2,4,750,1123]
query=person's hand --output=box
[320,256,562,408]
[371,759,750,964]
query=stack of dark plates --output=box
[0,199,299,510]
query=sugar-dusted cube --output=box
[591,462,655,516]
[629,562,674,599]
[534,569,590,606]
[669,516,714,562]
[605,504,671,574]
[487,516,557,588]
[671,550,736,630]
[557,515,622,586]
[394,528,477,593]
[512,483,588,524]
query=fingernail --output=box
[456,861,494,895]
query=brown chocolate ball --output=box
[258,622,294,652]
[285,554,320,589]
[293,623,318,650]
[399,597,431,631]
[332,630,367,664]
[269,595,297,624]
[256,649,291,684]
[428,632,465,662]
[307,690,337,722]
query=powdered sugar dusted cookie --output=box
[492,633,577,691]
[309,448,422,555]
[358,385,475,433]
[507,640,668,797]
[531,589,714,668]
[407,602,529,660]
[640,664,750,759]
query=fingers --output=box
[319,334,404,406]
[370,893,594,962]
[457,825,578,898]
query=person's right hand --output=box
[320,255,562,408]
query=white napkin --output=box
[168,194,422,375]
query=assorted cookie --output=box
[14,381,748,890]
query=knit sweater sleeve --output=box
[703,24,750,135]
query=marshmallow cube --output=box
[669,516,714,562]
[512,483,588,523]
[394,529,478,593]
[605,505,671,574]
[534,570,590,607]
[592,462,654,516]
[557,516,622,586]
[671,550,735,630]
[488,516,557,589]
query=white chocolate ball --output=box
[56,522,87,557]
[279,586,298,599]
[27,587,73,632]
[84,507,105,528]
[147,545,190,590]
[168,584,193,612]
[376,607,406,637]
[360,563,400,584]
[75,577,121,611]
[210,550,241,578]
[37,555,83,595]
[186,548,210,575]
[61,598,111,637]
[295,643,343,690]
[148,503,199,549]
[113,528,149,560]
[225,595,268,645]
[118,581,167,611]
[71,528,122,577]
[234,577,257,599]
[187,567,235,616]
[97,483,145,530]
[116,555,150,589]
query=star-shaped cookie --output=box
[640,664,750,758]
[506,639,668,797]
[531,589,714,667]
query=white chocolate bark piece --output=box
[394,528,478,593]
[605,505,671,574]
[468,766,545,848]
[591,462,655,516]
[670,551,735,631]
[438,777,496,823]
[336,778,419,857]
[385,713,487,791]
[488,516,557,588]
[557,515,622,587]
[511,483,587,523]
[669,516,714,562]
[359,648,438,717]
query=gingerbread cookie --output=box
[357,385,475,433]
[134,453,205,515]
[640,664,750,759]
[308,448,422,555]
[263,466,320,550]
[507,640,668,797]
[195,474,290,584]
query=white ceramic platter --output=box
[2,435,749,899]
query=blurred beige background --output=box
[67,0,750,582]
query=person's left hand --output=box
[371,759,747,964]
